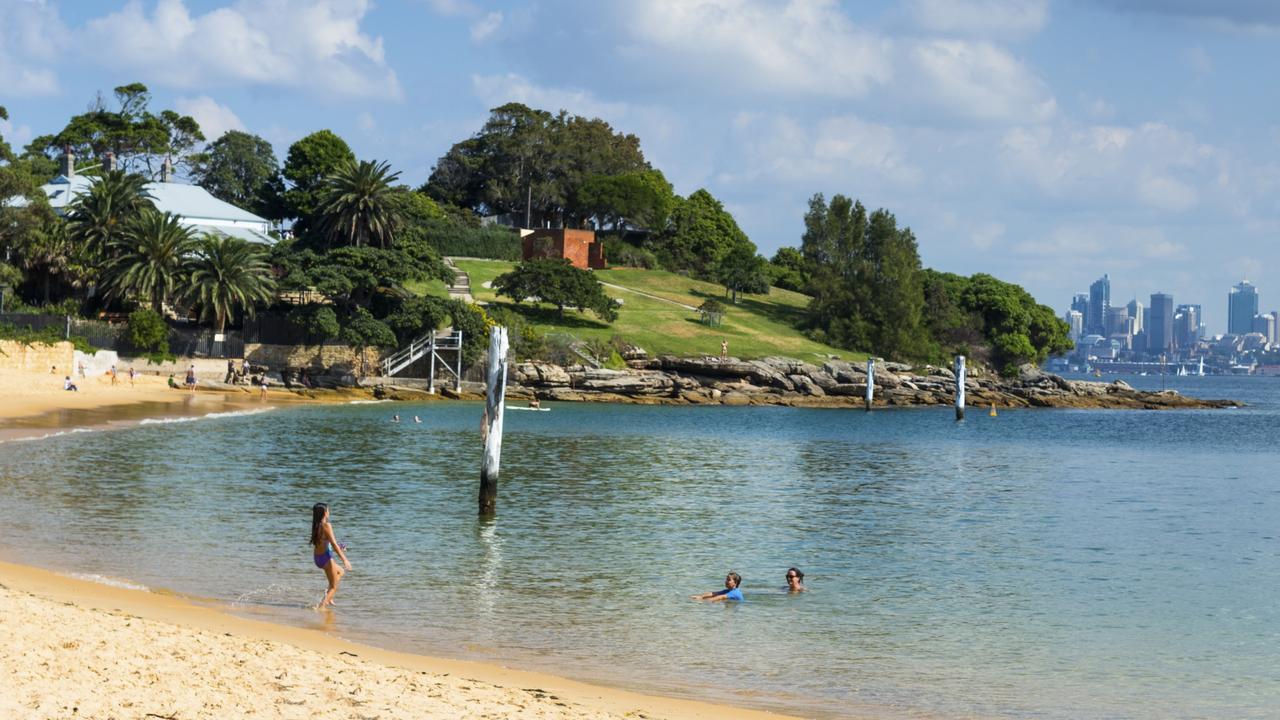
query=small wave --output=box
[69,573,150,591]
[347,399,392,404]
[139,407,275,425]
[0,427,97,444]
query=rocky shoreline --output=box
[494,356,1240,410]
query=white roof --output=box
[39,174,275,244]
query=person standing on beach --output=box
[185,365,197,393]
[110,364,117,386]
[692,571,744,602]
[128,367,137,387]
[720,339,728,361]
[311,503,352,607]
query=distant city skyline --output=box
[1066,274,1274,338]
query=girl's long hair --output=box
[310,503,327,546]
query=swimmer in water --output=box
[691,571,744,602]
[785,567,805,592]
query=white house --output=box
[40,149,275,245]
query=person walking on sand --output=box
[692,571,744,602]
[259,374,269,399]
[128,367,137,387]
[185,365,197,393]
[311,503,352,607]
[110,364,118,386]
[78,361,86,379]
[225,359,236,384]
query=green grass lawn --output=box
[403,277,451,299]
[451,259,859,361]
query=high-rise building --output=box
[1228,281,1259,335]
[1149,292,1174,355]
[1253,314,1276,345]
[1071,293,1089,323]
[1105,306,1131,338]
[1126,299,1144,334]
[1088,274,1110,336]
[1065,310,1084,342]
[1174,305,1199,351]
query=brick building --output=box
[521,228,606,270]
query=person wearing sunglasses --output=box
[785,567,805,592]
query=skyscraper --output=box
[1149,292,1174,355]
[1126,299,1144,335]
[1228,281,1259,335]
[1065,310,1083,342]
[1071,293,1089,322]
[1174,305,1198,351]
[1088,274,1110,336]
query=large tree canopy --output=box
[492,258,619,322]
[424,103,649,228]
[190,131,280,216]
[279,129,355,230]
[650,188,756,279]
[27,83,204,178]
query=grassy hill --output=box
[440,259,859,362]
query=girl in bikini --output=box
[310,503,352,607]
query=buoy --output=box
[989,403,997,417]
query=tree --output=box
[424,103,649,228]
[185,235,277,333]
[767,246,807,292]
[316,159,403,248]
[340,306,397,376]
[279,130,355,230]
[653,189,755,278]
[27,83,205,177]
[127,308,170,354]
[575,169,675,230]
[492,258,618,322]
[715,244,770,303]
[66,170,153,263]
[104,211,198,312]
[287,304,341,343]
[190,131,280,215]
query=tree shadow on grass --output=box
[687,288,810,328]
[484,300,612,330]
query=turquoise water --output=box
[1,376,1278,718]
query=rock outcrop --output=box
[507,358,1239,410]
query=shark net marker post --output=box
[954,355,966,421]
[479,326,509,516]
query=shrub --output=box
[127,309,170,354]
[419,219,521,260]
[602,236,659,269]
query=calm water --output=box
[1,376,1278,719]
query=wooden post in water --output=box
[864,358,875,411]
[479,326,508,516]
[954,355,966,421]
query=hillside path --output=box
[598,281,699,311]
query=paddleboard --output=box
[506,405,550,412]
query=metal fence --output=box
[169,327,245,359]
[244,313,345,347]
[0,312,69,335]
[4,313,246,359]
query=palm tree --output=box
[66,170,152,262]
[104,210,198,313]
[316,159,402,248]
[185,234,277,333]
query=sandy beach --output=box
[0,560,800,720]
[0,370,807,720]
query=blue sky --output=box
[2,0,1278,333]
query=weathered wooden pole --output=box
[954,355,966,421]
[427,330,437,394]
[479,326,509,516]
[864,358,875,411]
[454,330,463,392]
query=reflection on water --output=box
[0,376,1278,719]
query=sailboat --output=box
[1197,357,1205,376]
[1176,364,1187,377]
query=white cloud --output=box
[470,11,503,41]
[906,0,1049,39]
[718,112,921,188]
[0,0,65,96]
[999,121,1214,212]
[903,39,1057,123]
[174,96,245,141]
[616,0,893,99]
[82,0,401,100]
